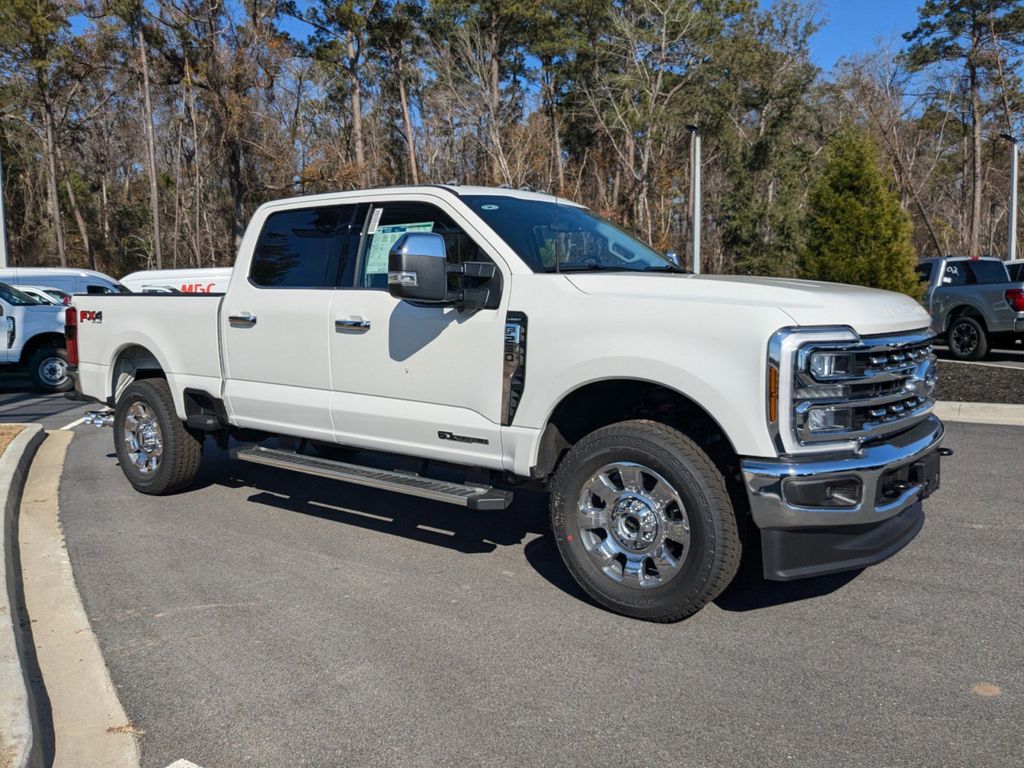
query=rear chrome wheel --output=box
[113,378,203,495]
[123,402,164,474]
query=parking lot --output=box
[0,384,1009,768]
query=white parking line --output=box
[59,416,87,430]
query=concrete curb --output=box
[934,400,1024,427]
[0,424,45,768]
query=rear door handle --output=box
[229,312,257,327]
[335,317,371,332]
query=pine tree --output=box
[800,128,920,296]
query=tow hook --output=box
[84,409,114,427]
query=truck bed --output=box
[73,294,224,412]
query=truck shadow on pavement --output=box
[195,445,864,617]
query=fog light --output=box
[783,477,862,509]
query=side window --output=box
[915,263,932,283]
[250,204,364,288]
[355,201,490,289]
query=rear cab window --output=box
[942,260,1009,286]
[250,204,367,288]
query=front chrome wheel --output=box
[575,462,691,589]
[123,402,163,474]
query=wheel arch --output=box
[945,304,987,332]
[109,343,168,403]
[18,332,65,366]
[533,378,740,483]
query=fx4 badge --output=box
[80,310,103,323]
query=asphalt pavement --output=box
[47,418,1023,768]
[0,374,92,429]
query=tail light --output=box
[65,307,78,366]
[1005,289,1024,313]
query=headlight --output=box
[808,350,853,379]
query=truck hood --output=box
[564,273,932,336]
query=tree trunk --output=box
[488,27,502,186]
[396,63,419,185]
[968,53,983,259]
[41,101,66,266]
[138,29,163,269]
[100,174,110,244]
[58,146,95,270]
[347,32,365,183]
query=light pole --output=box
[687,125,701,274]
[1000,133,1019,262]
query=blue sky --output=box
[789,0,923,71]
[74,0,925,75]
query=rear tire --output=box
[113,378,203,495]
[28,346,72,392]
[947,315,988,360]
[549,419,741,622]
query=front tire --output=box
[947,315,988,360]
[550,420,741,622]
[28,346,72,392]
[113,378,203,495]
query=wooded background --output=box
[0,0,1021,283]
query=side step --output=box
[231,445,513,511]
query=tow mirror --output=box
[388,232,499,311]
[388,232,449,303]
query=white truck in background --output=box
[67,185,948,622]
[0,282,72,391]
[0,267,127,296]
[119,267,232,294]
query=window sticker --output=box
[365,221,434,276]
[367,207,384,234]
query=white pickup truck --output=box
[69,185,947,621]
[0,282,71,391]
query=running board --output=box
[231,445,513,511]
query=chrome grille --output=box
[792,331,936,445]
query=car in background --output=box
[0,267,128,296]
[917,256,1024,359]
[18,286,71,305]
[120,267,231,294]
[0,281,71,391]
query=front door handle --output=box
[229,312,257,327]
[335,317,371,332]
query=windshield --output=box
[0,282,49,305]
[463,195,680,273]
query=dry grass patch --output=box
[0,425,25,457]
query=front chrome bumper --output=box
[741,415,945,580]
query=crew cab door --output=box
[327,198,508,468]
[221,202,366,440]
